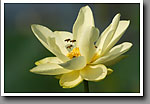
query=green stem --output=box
[83,80,89,92]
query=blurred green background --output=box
[4,3,140,93]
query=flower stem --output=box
[83,80,89,92]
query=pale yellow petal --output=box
[31,24,55,52]
[59,71,83,88]
[31,25,69,62]
[30,63,72,75]
[47,37,70,62]
[104,55,128,66]
[107,68,113,75]
[35,57,62,65]
[59,56,86,70]
[96,13,120,54]
[54,31,73,54]
[102,20,130,54]
[110,13,121,31]
[77,27,99,63]
[73,6,95,43]
[80,64,107,81]
[95,25,110,53]
[92,42,132,64]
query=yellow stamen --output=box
[67,47,81,59]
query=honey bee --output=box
[70,40,76,43]
[64,39,71,42]
[67,45,73,49]
[95,46,97,48]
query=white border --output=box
[1,0,143,96]
[0,0,142,3]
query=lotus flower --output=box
[30,6,132,88]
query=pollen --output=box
[67,47,81,59]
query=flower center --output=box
[67,47,81,59]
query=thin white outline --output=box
[1,0,143,96]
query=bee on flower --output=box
[30,6,132,89]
